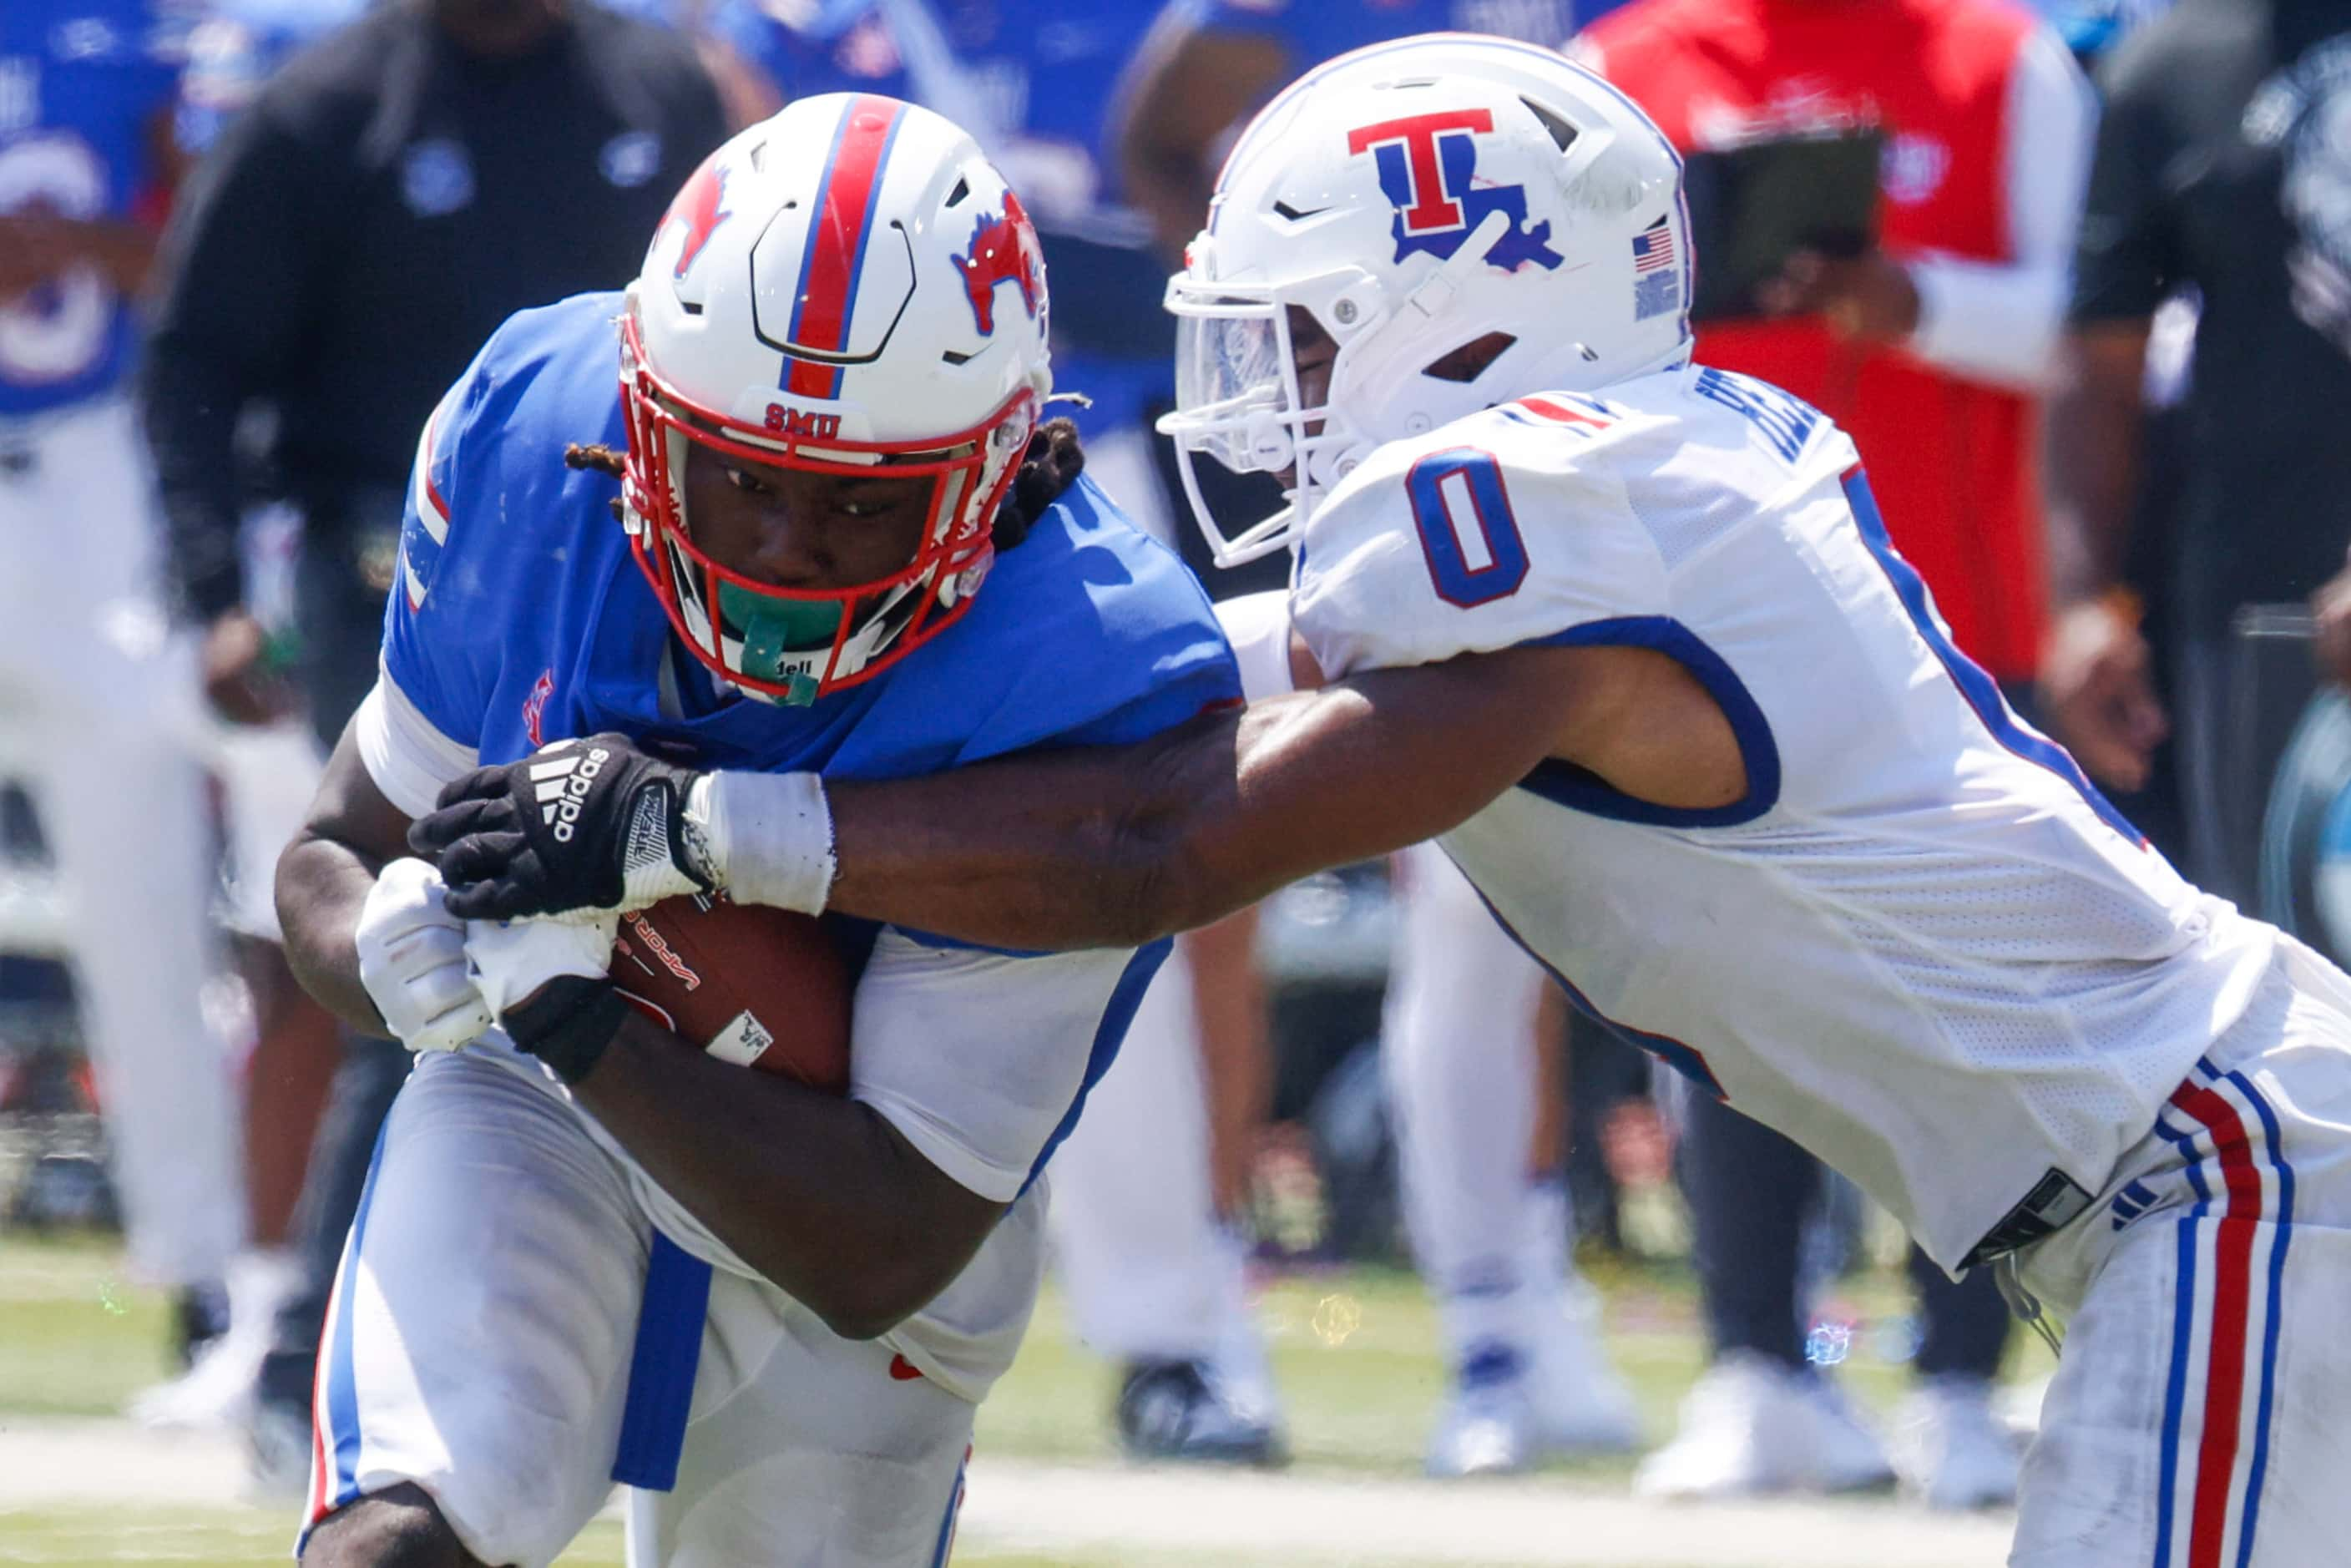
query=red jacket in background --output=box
[1584,0,2045,683]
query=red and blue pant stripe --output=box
[2151,1058,2295,1568]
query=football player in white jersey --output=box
[420,35,2351,1566]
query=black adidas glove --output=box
[410,733,713,922]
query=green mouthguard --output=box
[720,580,840,706]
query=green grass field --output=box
[0,1233,2037,1565]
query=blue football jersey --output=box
[387,290,1239,789]
[0,0,187,417]
[373,294,1237,1444]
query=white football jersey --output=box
[1286,365,2279,1272]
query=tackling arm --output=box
[822,644,1590,949]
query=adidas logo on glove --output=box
[531,747,610,842]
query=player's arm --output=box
[473,921,1144,1340]
[2037,32,2181,791]
[417,454,1735,949]
[276,726,415,1035]
[554,1010,1006,1341]
[147,99,326,718]
[0,211,160,300]
[288,703,1041,1336]
[819,645,1595,948]
[416,645,1595,948]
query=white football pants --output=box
[2014,937,2351,1567]
[303,1045,976,1568]
[1384,842,1572,1363]
[1049,940,1270,1390]
[0,398,240,1285]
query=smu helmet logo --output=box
[952,189,1044,335]
[664,154,731,281]
[1346,110,1564,273]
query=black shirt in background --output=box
[2071,0,2351,641]
[147,0,728,621]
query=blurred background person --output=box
[2041,0,2351,910]
[1580,0,2097,1506]
[1115,0,1648,1480]
[142,0,726,1486]
[1378,846,1641,1475]
[1121,0,1610,275]
[0,0,246,1373]
[120,0,357,1439]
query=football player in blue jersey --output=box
[0,0,245,1373]
[272,94,1236,1565]
[716,0,1295,1464]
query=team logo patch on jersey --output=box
[951,190,1043,335]
[1631,216,1681,321]
[521,669,554,748]
[1345,109,1563,273]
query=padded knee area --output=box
[303,1484,489,1568]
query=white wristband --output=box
[690,769,837,915]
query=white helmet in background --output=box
[624,93,1052,703]
[1160,33,1692,565]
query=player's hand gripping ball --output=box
[465,893,851,1089]
[608,893,852,1092]
[413,733,715,922]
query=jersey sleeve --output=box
[1290,415,1671,679]
[378,371,495,731]
[847,933,1166,1204]
[1213,589,1297,701]
[357,362,502,812]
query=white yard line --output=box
[0,1419,2012,1567]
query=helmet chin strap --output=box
[1311,208,1519,477]
[1400,210,1515,328]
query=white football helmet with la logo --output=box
[1160,33,1694,564]
[624,94,1052,703]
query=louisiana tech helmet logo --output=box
[1346,110,1564,272]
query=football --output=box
[607,892,852,1093]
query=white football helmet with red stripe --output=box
[1158,34,1692,565]
[624,94,1052,703]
